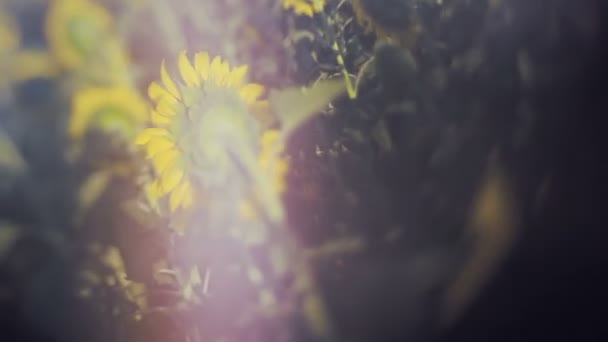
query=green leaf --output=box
[269,80,346,138]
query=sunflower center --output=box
[67,16,104,56]
[171,89,261,185]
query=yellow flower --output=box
[282,0,325,17]
[46,0,111,69]
[70,86,148,140]
[11,50,58,81]
[135,51,267,212]
[1,10,57,84]
[0,10,20,53]
[46,0,130,81]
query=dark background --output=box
[1,0,608,341]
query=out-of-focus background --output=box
[1,0,607,341]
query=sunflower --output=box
[46,0,130,82]
[135,51,268,212]
[1,10,57,84]
[282,0,326,17]
[70,86,148,140]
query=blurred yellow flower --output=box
[1,10,57,83]
[0,11,20,53]
[46,0,130,82]
[70,86,148,140]
[282,0,325,17]
[11,50,58,81]
[46,0,111,69]
[135,51,266,211]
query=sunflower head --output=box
[136,51,268,212]
[282,0,326,17]
[70,86,148,141]
[46,0,130,80]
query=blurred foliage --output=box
[0,0,606,342]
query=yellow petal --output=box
[182,182,193,208]
[169,180,189,211]
[151,110,171,126]
[146,136,175,157]
[240,84,265,103]
[153,179,170,196]
[149,82,180,109]
[152,147,179,173]
[178,51,200,87]
[146,181,164,200]
[209,56,222,83]
[160,60,181,100]
[155,98,178,117]
[134,133,151,146]
[194,52,210,80]
[303,7,314,17]
[218,60,231,85]
[144,127,170,136]
[135,128,168,145]
[229,65,248,87]
[148,82,173,101]
[160,165,184,193]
